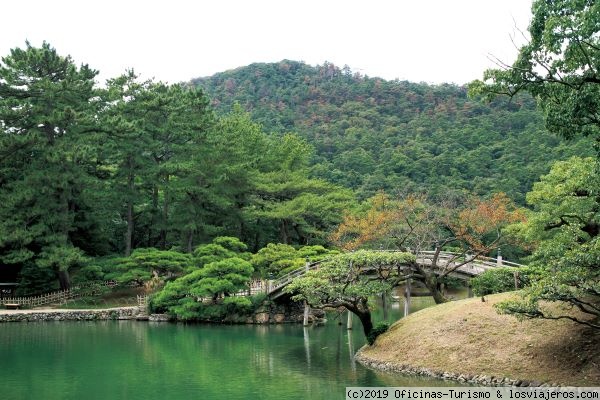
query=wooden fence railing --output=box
[1,289,79,307]
[1,280,121,308]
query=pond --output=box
[0,295,464,400]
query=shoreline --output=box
[0,303,323,325]
[0,307,143,322]
[355,348,546,387]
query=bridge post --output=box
[347,329,356,370]
[303,326,311,367]
[346,310,353,330]
[302,261,310,326]
[382,292,388,321]
[303,301,310,326]
[403,279,412,317]
[497,248,503,267]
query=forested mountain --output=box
[194,60,593,203]
[1,45,594,294]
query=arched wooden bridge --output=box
[257,250,525,300]
[244,250,526,326]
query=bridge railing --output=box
[269,261,321,294]
[264,250,525,296]
[416,250,525,269]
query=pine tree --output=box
[0,42,100,289]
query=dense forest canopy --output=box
[0,33,595,297]
[194,60,593,203]
[0,43,350,291]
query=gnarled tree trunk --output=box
[424,274,448,304]
[345,298,374,337]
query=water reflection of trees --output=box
[0,319,457,399]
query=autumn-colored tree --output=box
[330,192,525,303]
[330,192,394,251]
[416,193,526,303]
[451,193,526,253]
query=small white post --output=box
[303,301,310,326]
[497,248,503,267]
[346,310,353,330]
[302,260,311,326]
[403,278,412,317]
[382,291,388,321]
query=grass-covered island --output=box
[357,293,600,386]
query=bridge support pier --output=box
[346,310,353,330]
[302,260,311,326]
[382,292,388,321]
[403,279,411,318]
[303,301,310,326]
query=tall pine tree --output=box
[0,42,101,290]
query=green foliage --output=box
[497,157,600,329]
[75,263,107,283]
[248,292,269,309]
[254,245,302,277]
[105,248,191,286]
[251,243,337,278]
[222,296,253,314]
[285,250,415,336]
[0,41,103,290]
[14,262,58,296]
[248,132,355,245]
[193,244,239,269]
[194,258,254,296]
[212,236,248,253]
[470,0,600,142]
[150,257,254,320]
[251,243,301,278]
[366,322,389,346]
[296,245,337,260]
[510,157,599,261]
[192,237,252,271]
[195,60,593,204]
[322,251,416,272]
[102,71,214,256]
[470,267,534,297]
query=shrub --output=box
[471,267,534,297]
[212,236,248,253]
[191,238,251,271]
[367,322,389,345]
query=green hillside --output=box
[194,60,592,202]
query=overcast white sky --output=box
[0,0,532,85]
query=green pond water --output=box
[0,295,463,400]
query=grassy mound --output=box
[360,293,599,386]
